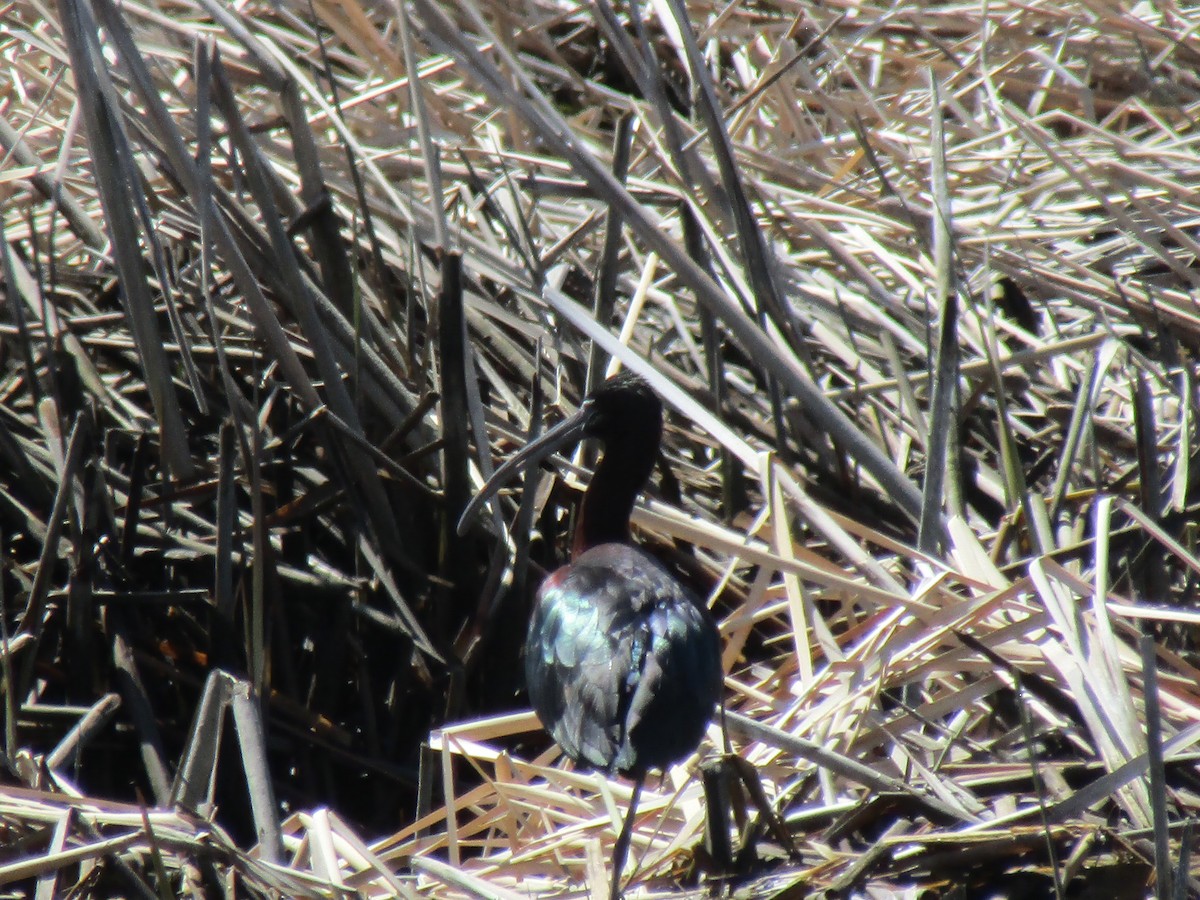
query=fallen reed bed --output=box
[3,0,1200,896]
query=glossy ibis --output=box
[459,371,723,899]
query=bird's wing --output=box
[603,549,723,772]
[527,544,721,774]
[526,564,637,770]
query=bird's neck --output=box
[572,439,655,558]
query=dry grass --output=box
[3,0,1200,896]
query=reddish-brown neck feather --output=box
[572,436,657,558]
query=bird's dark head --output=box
[580,372,663,448]
[456,370,666,538]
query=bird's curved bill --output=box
[456,403,592,536]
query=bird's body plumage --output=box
[527,542,722,776]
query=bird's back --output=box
[525,543,722,776]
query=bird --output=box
[458,371,723,900]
